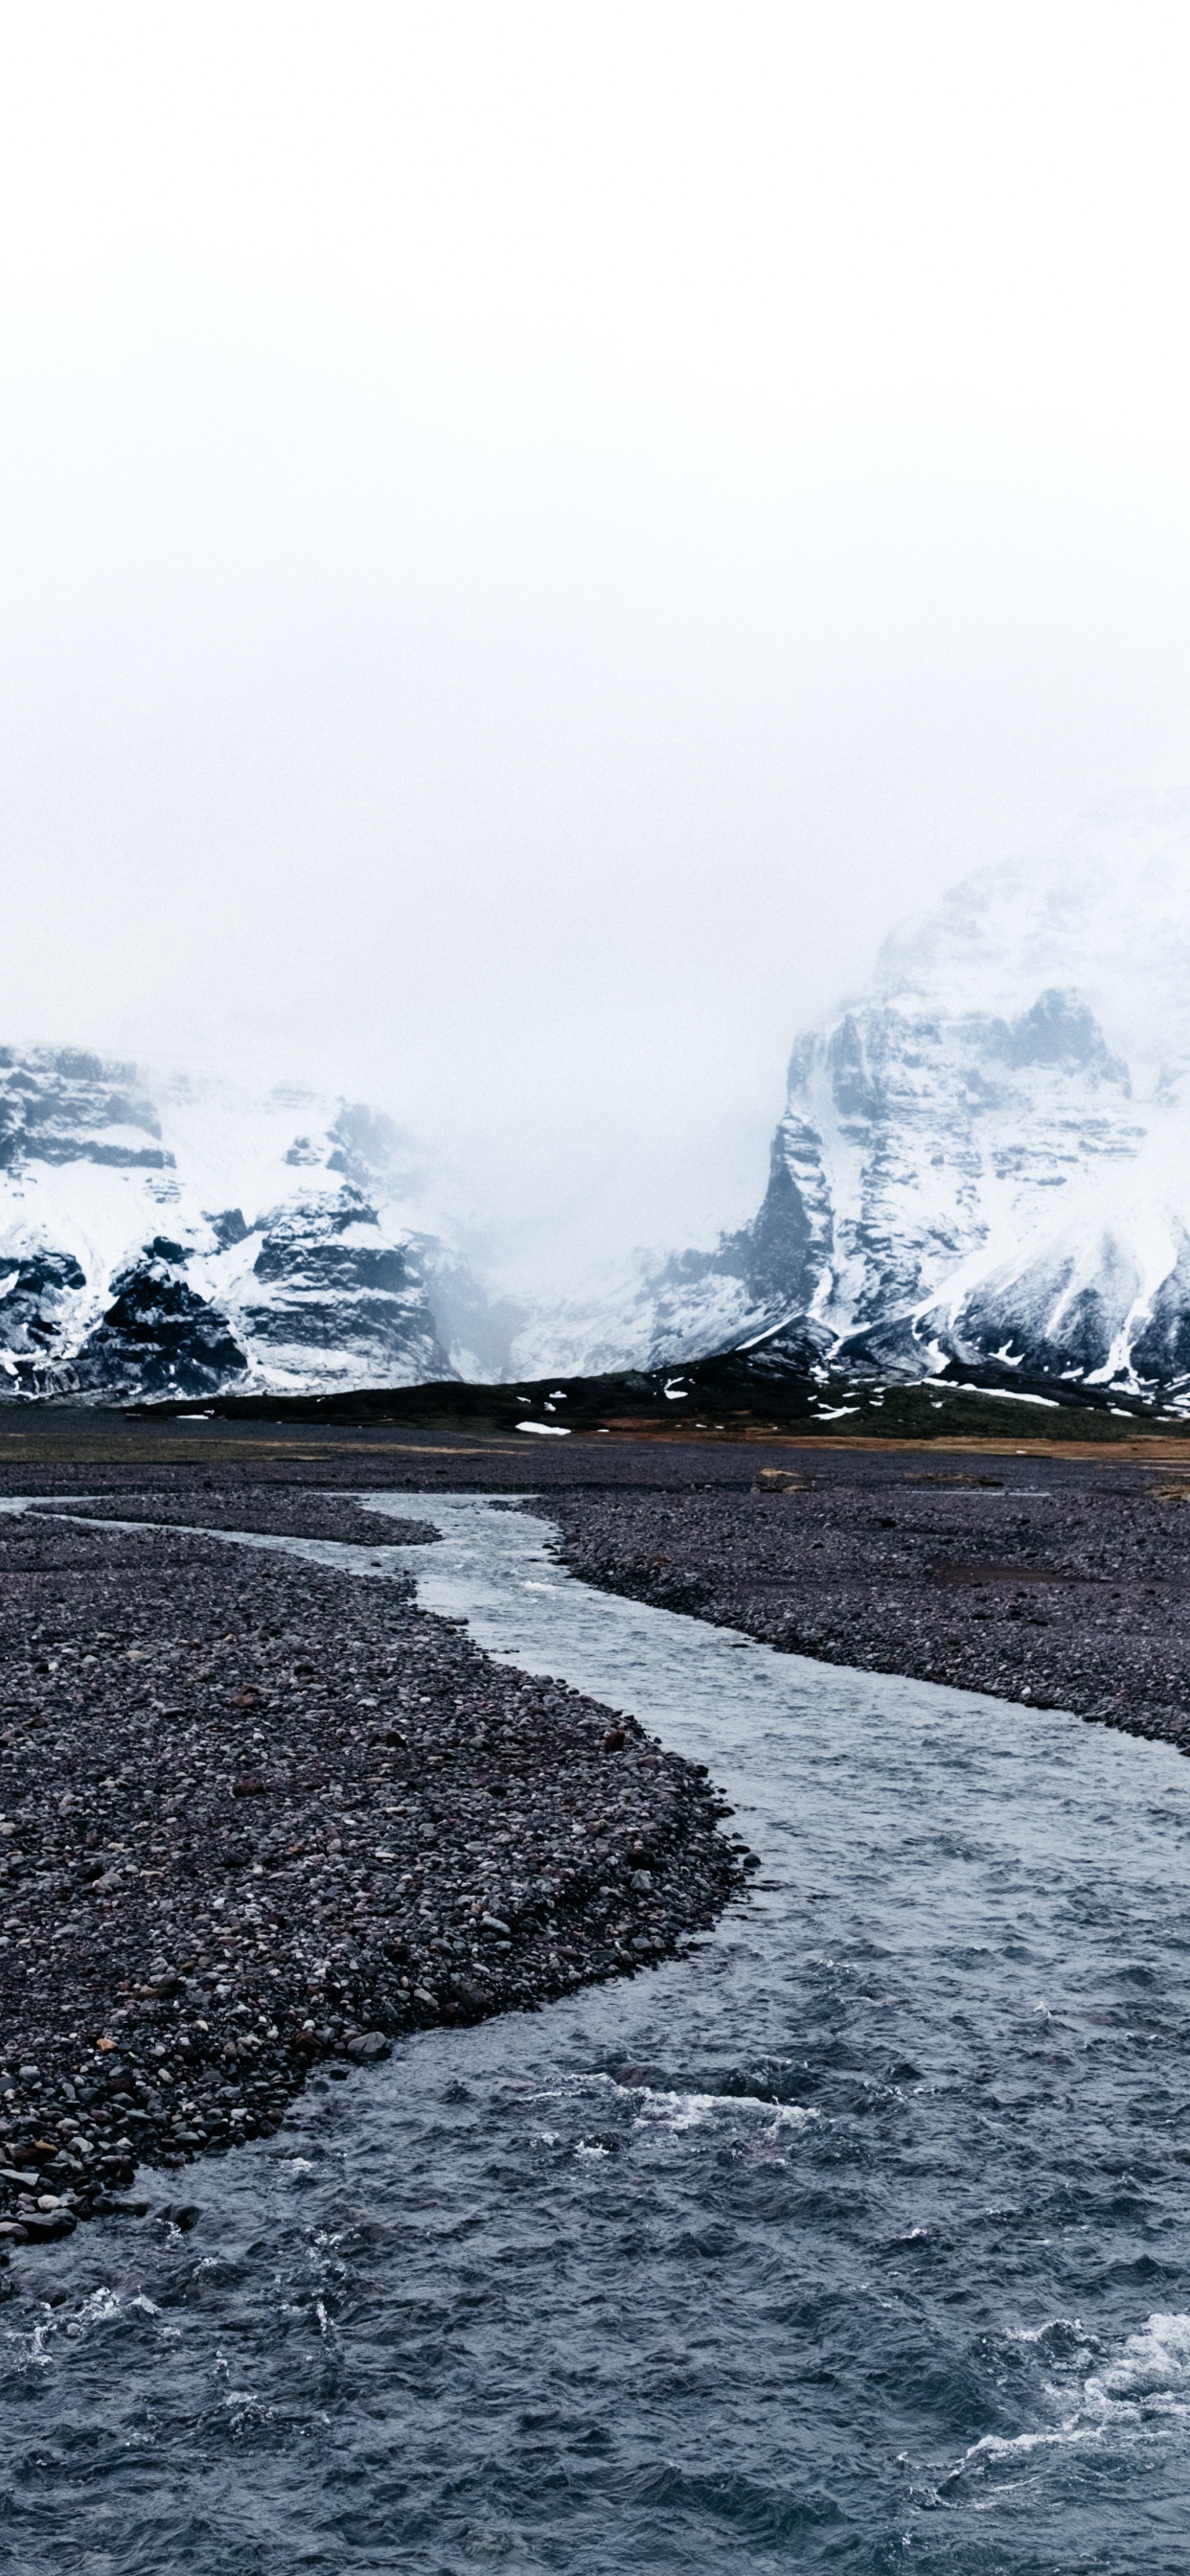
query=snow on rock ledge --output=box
[0,1053,458,1399]
[619,799,1190,1398]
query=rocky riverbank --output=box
[537,1459,1190,1750]
[5,1416,1185,2259]
[0,1500,744,2250]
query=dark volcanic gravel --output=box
[539,1460,1190,1750]
[0,1506,741,2248]
[8,1415,1186,2261]
[44,1492,440,1546]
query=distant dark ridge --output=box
[126,1348,1190,1446]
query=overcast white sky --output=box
[2,3,1189,1281]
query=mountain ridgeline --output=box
[5,813,1190,1408]
[0,1052,464,1400]
[648,980,1186,1389]
[618,819,1190,1413]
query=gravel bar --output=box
[0,1503,744,2251]
[8,1423,1179,2261]
[538,1459,1190,1749]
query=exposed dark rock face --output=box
[627,968,1190,1403]
[241,1190,451,1376]
[0,1051,470,1397]
[621,979,1155,1386]
[993,984,1129,1079]
[0,1254,88,1391]
[755,987,1143,1371]
[1129,1233,1190,1381]
[936,1235,1140,1383]
[604,834,1190,1398]
[0,1047,172,1171]
[205,1208,249,1251]
[744,1141,819,1305]
[71,1246,249,1398]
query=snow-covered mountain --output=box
[0,1054,494,1397]
[592,795,1190,1398]
[7,797,1190,1404]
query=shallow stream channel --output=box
[5,1491,1190,2572]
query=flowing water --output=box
[3,1491,1190,2573]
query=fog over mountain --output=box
[3,800,1189,1406]
[592,795,1190,1401]
[5,11,1190,1325]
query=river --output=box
[3,1490,1190,2572]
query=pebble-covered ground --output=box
[60,1490,440,1545]
[0,1499,743,2250]
[4,1418,1187,2266]
[539,1460,1190,1748]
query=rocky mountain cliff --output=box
[0,1055,469,1398]
[7,801,1190,1406]
[585,798,1190,1403]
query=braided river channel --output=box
[5,1491,1190,2572]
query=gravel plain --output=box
[539,1454,1190,1746]
[3,1415,1188,2263]
[0,1490,744,2252]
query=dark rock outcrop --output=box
[0,1051,470,1397]
[0,1047,172,1170]
[72,1244,248,1397]
[240,1190,453,1377]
